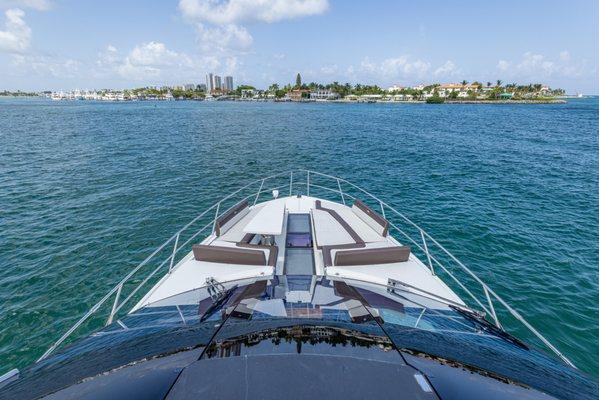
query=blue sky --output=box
[0,0,598,93]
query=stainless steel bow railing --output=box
[36,169,576,368]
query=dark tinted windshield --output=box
[3,277,596,400]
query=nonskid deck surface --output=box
[133,195,462,311]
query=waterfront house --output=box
[310,89,339,100]
[241,89,255,99]
[438,83,481,94]
[394,94,413,101]
[359,94,381,102]
[287,89,310,101]
[539,86,551,96]
[439,83,463,92]
[387,85,404,92]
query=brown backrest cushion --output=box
[215,200,249,236]
[352,199,389,237]
[236,243,278,267]
[315,200,364,245]
[321,243,366,267]
[193,244,266,266]
[334,246,410,266]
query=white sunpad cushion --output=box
[326,257,464,306]
[219,207,260,242]
[312,209,355,246]
[319,200,387,243]
[143,259,273,306]
[352,203,387,237]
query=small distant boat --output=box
[1,170,596,399]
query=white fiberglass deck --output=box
[243,200,286,235]
[132,195,462,311]
[38,170,576,368]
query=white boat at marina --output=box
[0,170,596,399]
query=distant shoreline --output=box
[0,96,571,104]
[443,99,567,104]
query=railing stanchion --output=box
[337,178,345,205]
[420,229,435,275]
[106,284,122,326]
[484,286,501,328]
[212,201,221,233]
[254,178,265,205]
[168,233,180,273]
[37,169,577,369]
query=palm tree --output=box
[486,81,492,87]
[496,79,503,87]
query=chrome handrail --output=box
[301,169,575,368]
[36,170,293,362]
[35,169,576,369]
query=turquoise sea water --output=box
[0,98,597,377]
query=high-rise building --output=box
[206,73,214,92]
[205,73,231,94]
[224,76,234,92]
[213,75,222,92]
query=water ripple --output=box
[0,98,597,376]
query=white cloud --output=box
[128,41,181,66]
[117,42,187,80]
[179,0,328,70]
[358,56,431,80]
[224,56,239,74]
[559,50,570,62]
[94,41,222,83]
[96,44,119,67]
[332,57,467,85]
[0,8,31,53]
[11,53,81,78]
[434,60,458,77]
[381,56,430,77]
[195,23,252,52]
[497,60,510,71]
[0,0,52,11]
[496,51,588,80]
[518,52,554,74]
[178,0,328,25]
[321,64,338,75]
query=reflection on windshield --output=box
[15,276,595,400]
[202,325,399,363]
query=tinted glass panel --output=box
[286,233,312,247]
[284,249,314,275]
[287,214,311,233]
